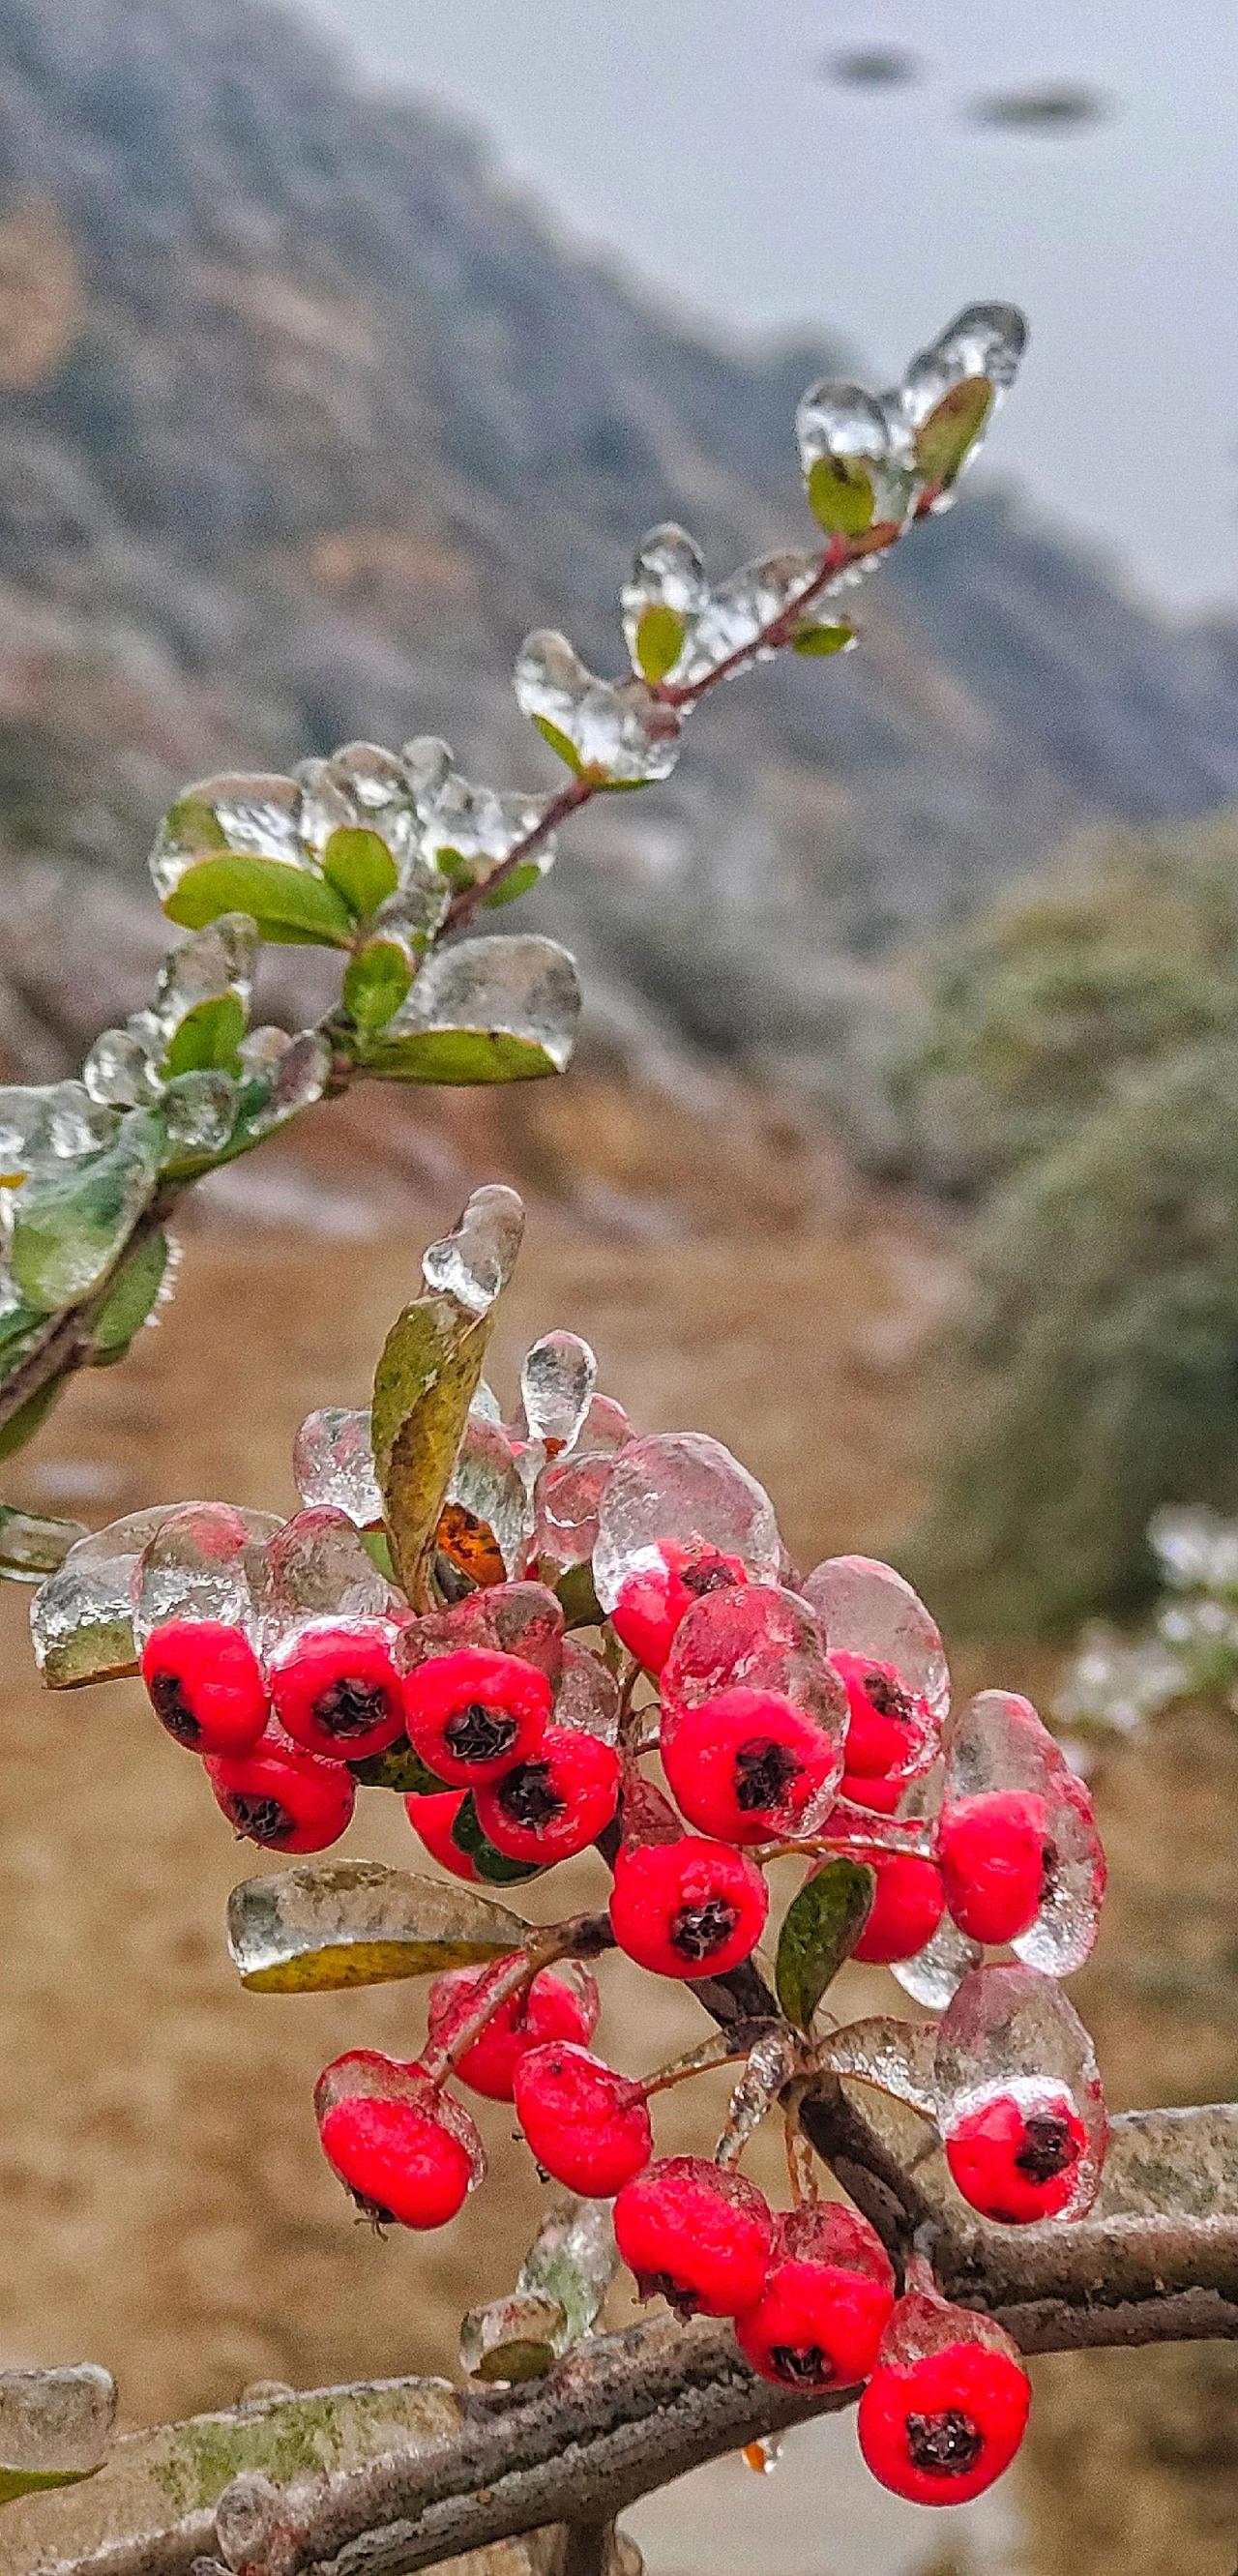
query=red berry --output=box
[844,1848,946,1966]
[840,1771,904,1816]
[204,1740,355,1851]
[944,2086,1092,2225]
[404,1786,482,1881]
[937,1790,1050,1945]
[315,2051,482,2230]
[857,2311,1030,2504]
[661,1689,840,1845]
[140,1618,269,1755]
[270,1618,404,1761]
[513,2043,652,2196]
[610,1540,750,1673]
[473,1725,620,1863]
[609,1836,769,1980]
[614,2156,774,2319]
[735,2204,896,2390]
[402,1647,551,1786]
[831,1650,933,1782]
[426,1959,599,2101]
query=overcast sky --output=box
[299,0,1238,617]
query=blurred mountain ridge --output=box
[2,0,1238,1114]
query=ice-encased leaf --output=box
[162,1070,238,1157]
[796,381,917,536]
[892,303,1027,507]
[0,1504,89,1584]
[151,914,258,1053]
[443,1414,534,1582]
[362,936,581,1084]
[800,1554,951,1722]
[0,2365,115,2507]
[520,1331,598,1455]
[238,1030,332,1139]
[31,1506,177,1686]
[461,2196,617,2383]
[401,733,559,894]
[161,856,354,948]
[341,936,415,1039]
[621,524,709,683]
[9,1113,163,1312]
[293,1407,382,1527]
[0,1083,118,1177]
[675,552,826,688]
[81,1028,161,1110]
[593,1431,781,1613]
[228,1857,527,1991]
[152,773,356,949]
[515,631,682,785]
[776,1859,875,2028]
[88,1228,171,1356]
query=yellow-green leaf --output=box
[634,603,687,684]
[807,453,875,538]
[531,714,585,774]
[914,376,993,489]
[791,619,855,657]
[161,857,354,949]
[370,1288,496,1597]
[227,1858,526,1993]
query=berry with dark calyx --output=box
[937,1790,1051,1946]
[735,2204,896,2391]
[857,2295,1030,2505]
[402,1647,551,1787]
[661,1688,840,1845]
[315,2051,483,2230]
[610,1539,750,1673]
[944,2085,1092,2224]
[843,1846,946,1966]
[474,1726,621,1863]
[205,1740,355,1851]
[609,1836,768,1980]
[140,1618,269,1756]
[831,1649,933,1782]
[614,2156,774,2320]
[404,1787,483,1882]
[426,1959,599,2101]
[270,1618,404,1762]
[513,2042,652,2196]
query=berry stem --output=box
[419,1912,613,2086]
[782,2088,820,2207]
[636,2028,766,2103]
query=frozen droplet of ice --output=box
[515,630,682,785]
[82,1026,162,1110]
[534,1450,613,1577]
[675,551,827,688]
[0,1082,118,1176]
[242,1030,332,1136]
[422,1183,525,1317]
[256,1507,395,1649]
[149,774,307,896]
[293,1408,382,1527]
[133,1501,280,1648]
[889,304,1027,509]
[934,1961,1106,2218]
[663,1579,845,1731]
[891,1908,983,2011]
[579,1393,631,1453]
[445,1414,535,1579]
[402,1580,565,1683]
[593,1430,781,1615]
[553,1635,621,1743]
[942,1689,1106,1977]
[162,1070,238,1154]
[153,915,258,1025]
[31,1507,181,1685]
[621,522,709,681]
[873,2287,1020,2374]
[800,1554,950,1722]
[796,380,918,534]
[519,1331,598,1456]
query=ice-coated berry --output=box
[844,1847,946,1966]
[404,1786,482,1882]
[610,1539,750,1673]
[937,1790,1050,1945]
[736,2204,896,2390]
[857,2309,1030,2504]
[474,1726,621,1863]
[315,2051,482,2229]
[402,1646,551,1786]
[426,1959,599,2101]
[839,1770,904,1816]
[140,1618,269,1756]
[513,2043,652,2196]
[609,1836,769,1980]
[661,1689,840,1845]
[614,2156,774,2319]
[944,2086,1091,2225]
[205,1740,355,1851]
[270,1618,404,1761]
[831,1650,934,1782]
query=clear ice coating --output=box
[445,1414,535,1578]
[0,2362,116,2481]
[0,1081,117,1176]
[151,914,258,1027]
[401,732,559,894]
[149,773,308,895]
[579,1393,632,1452]
[255,1506,395,1649]
[592,1430,781,1614]
[293,1407,383,1527]
[9,1113,164,1315]
[892,1909,984,2012]
[82,1027,161,1110]
[31,1506,181,1684]
[887,303,1027,507]
[795,381,918,532]
[514,630,683,784]
[228,1857,525,1993]
[934,1962,1107,2218]
[422,1182,526,1317]
[519,1331,598,1456]
[162,1071,238,1154]
[872,2286,1020,2373]
[533,1450,614,1577]
[941,1689,1106,1977]
[552,1634,621,1742]
[240,1029,332,1136]
[314,2051,486,2192]
[674,551,829,688]
[132,1501,280,1649]
[800,1554,951,1725]
[377,933,581,1075]
[662,1581,847,1762]
[402,1579,565,1683]
[620,522,709,682]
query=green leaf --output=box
[370,1295,495,1600]
[808,452,875,538]
[914,376,992,489]
[553,1558,604,1627]
[226,1858,527,1993]
[89,1228,169,1356]
[532,714,585,774]
[320,827,399,921]
[161,857,354,949]
[0,1504,88,1583]
[775,1858,875,2028]
[460,2198,616,2382]
[634,603,687,684]
[792,620,855,657]
[480,860,545,911]
[162,993,247,1079]
[0,1376,65,1465]
[451,1793,545,1884]
[341,937,415,1039]
[348,1742,444,1794]
[9,1112,163,1313]
[364,1026,569,1083]
[362,934,580,1086]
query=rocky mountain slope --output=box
[2,0,1238,1105]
